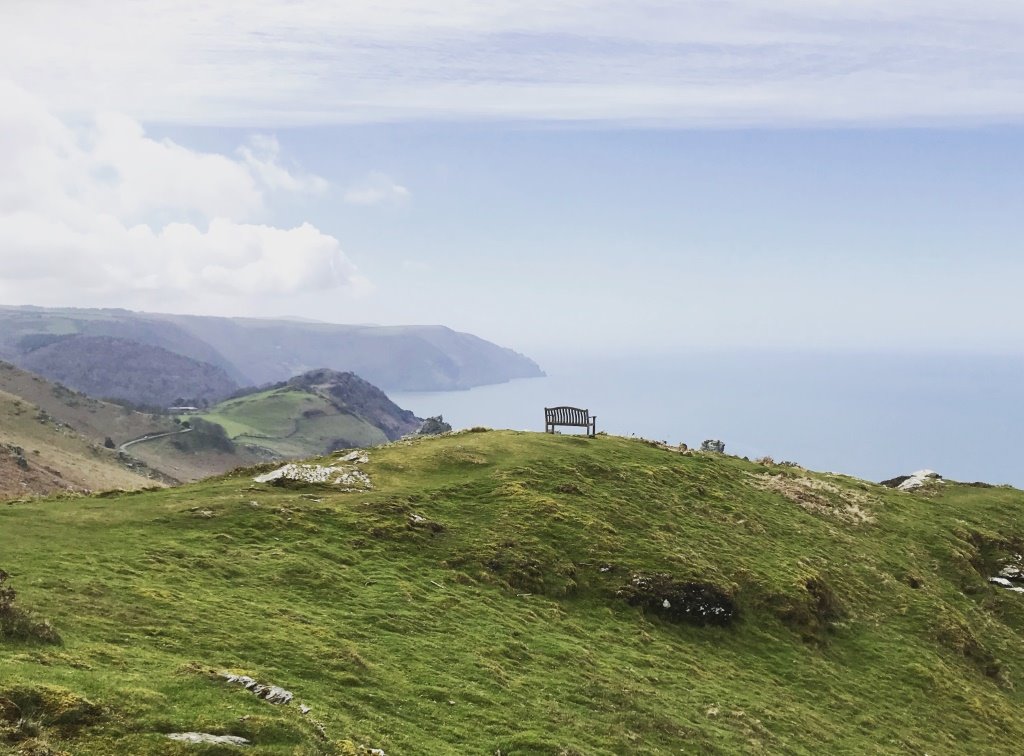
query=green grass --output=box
[192,388,387,458]
[2,431,1024,754]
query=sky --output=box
[1,1,1022,355]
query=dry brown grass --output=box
[747,472,877,524]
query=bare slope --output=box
[0,361,254,486]
[0,362,171,445]
[0,387,161,498]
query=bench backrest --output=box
[545,406,591,426]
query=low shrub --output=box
[0,571,61,645]
[617,573,737,626]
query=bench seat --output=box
[544,406,596,437]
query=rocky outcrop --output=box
[417,416,452,436]
[220,673,293,705]
[990,555,1024,594]
[700,439,726,453]
[880,470,943,491]
[254,462,373,490]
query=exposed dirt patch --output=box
[748,473,876,524]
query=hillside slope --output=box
[0,305,544,391]
[2,432,1023,753]
[0,387,162,498]
[19,335,239,408]
[161,316,545,389]
[0,361,171,445]
[0,361,256,486]
[192,369,422,458]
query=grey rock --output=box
[338,451,369,463]
[167,732,249,746]
[220,673,294,705]
[253,464,372,489]
[989,576,1024,594]
[417,416,452,436]
[700,439,726,453]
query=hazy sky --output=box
[1,1,1022,354]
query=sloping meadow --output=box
[2,431,1023,753]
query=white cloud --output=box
[343,172,410,206]
[0,82,359,304]
[238,135,329,195]
[2,1,1024,126]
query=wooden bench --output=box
[544,406,597,437]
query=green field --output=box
[192,388,388,458]
[2,431,1024,753]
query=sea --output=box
[390,350,1024,489]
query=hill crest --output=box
[2,431,1023,753]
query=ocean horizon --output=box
[392,349,1024,489]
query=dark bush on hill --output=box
[170,418,235,453]
[770,576,845,642]
[617,573,737,626]
[0,571,61,644]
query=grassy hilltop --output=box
[2,431,1024,754]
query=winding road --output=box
[118,427,193,452]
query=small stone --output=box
[300,704,312,715]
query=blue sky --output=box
[151,123,1024,353]
[1,1,1022,355]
